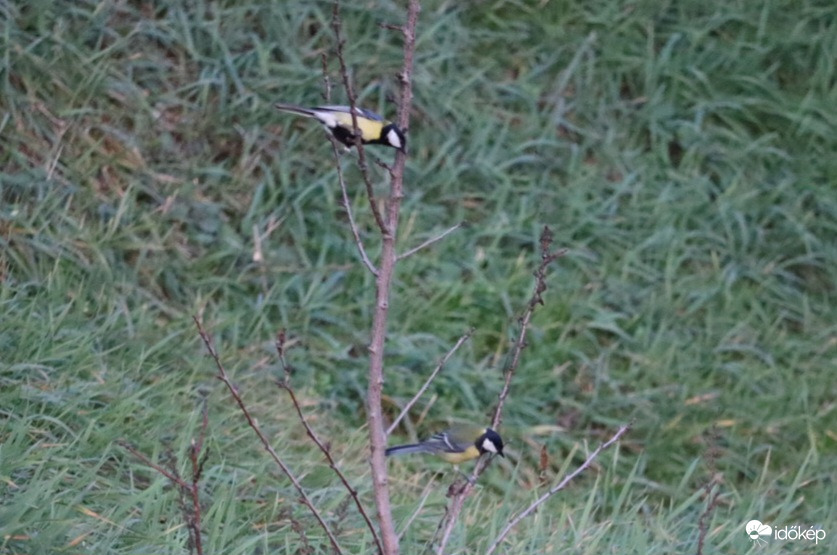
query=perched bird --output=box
[386,425,504,465]
[275,103,406,152]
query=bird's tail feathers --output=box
[274,103,317,118]
[385,443,433,457]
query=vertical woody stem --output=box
[366,2,422,554]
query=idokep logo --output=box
[745,520,772,547]
[745,519,827,547]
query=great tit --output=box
[385,426,504,465]
[275,103,406,152]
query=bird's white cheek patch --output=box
[482,438,498,453]
[387,129,402,149]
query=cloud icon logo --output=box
[746,520,772,541]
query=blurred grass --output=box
[2,0,835,553]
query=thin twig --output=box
[186,402,210,555]
[397,222,464,261]
[192,317,344,555]
[696,427,723,555]
[252,217,283,297]
[396,477,437,542]
[492,226,566,429]
[119,403,209,555]
[119,402,209,554]
[374,157,396,179]
[378,22,404,32]
[331,139,379,275]
[120,441,206,555]
[319,27,379,276]
[331,1,387,234]
[386,329,474,436]
[435,461,481,554]
[696,480,721,555]
[321,52,332,102]
[274,331,383,555]
[484,423,631,555]
[435,227,565,554]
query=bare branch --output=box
[119,403,208,555]
[435,226,566,554]
[484,423,632,555]
[330,139,379,275]
[387,329,474,436]
[192,317,344,555]
[331,1,387,234]
[435,471,476,555]
[492,227,567,429]
[252,217,283,296]
[374,157,396,179]
[119,442,183,486]
[319,25,380,277]
[397,478,437,541]
[397,222,463,261]
[696,427,723,555]
[355,0,423,553]
[274,331,383,554]
[321,52,332,102]
[696,479,721,555]
[378,22,404,32]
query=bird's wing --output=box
[426,431,471,453]
[316,105,385,122]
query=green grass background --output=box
[2,0,835,553]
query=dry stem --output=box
[329,1,423,553]
[435,226,565,554]
[331,138,379,276]
[193,317,344,555]
[274,331,383,554]
[119,404,209,555]
[331,2,387,234]
[484,423,632,554]
[397,222,464,261]
[386,328,474,436]
[492,226,567,429]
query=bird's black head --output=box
[381,123,407,153]
[477,428,505,457]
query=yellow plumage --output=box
[275,103,406,152]
[436,445,483,464]
[385,426,505,465]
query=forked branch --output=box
[274,330,383,554]
[119,403,209,555]
[193,317,344,555]
[333,1,423,554]
[492,226,567,429]
[331,1,387,234]
[485,423,632,554]
[436,226,565,554]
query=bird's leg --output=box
[455,467,476,485]
[445,466,475,496]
